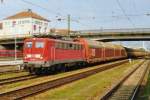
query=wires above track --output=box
[116,0,135,28]
[21,0,62,16]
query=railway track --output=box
[0,75,37,86]
[0,59,128,99]
[0,64,24,75]
[0,70,25,75]
[100,60,149,100]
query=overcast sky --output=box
[0,0,150,49]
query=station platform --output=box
[0,60,23,66]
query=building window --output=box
[33,25,36,31]
[39,26,41,33]
[44,23,48,26]
[22,20,30,24]
[5,22,10,26]
[18,21,21,24]
[35,20,42,25]
[44,27,47,32]
[12,21,16,27]
[18,20,30,25]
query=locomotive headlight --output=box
[35,54,43,59]
[35,54,41,58]
[40,56,43,59]
[26,54,31,58]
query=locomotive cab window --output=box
[35,42,44,48]
[25,42,32,48]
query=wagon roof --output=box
[85,39,124,49]
[104,42,124,49]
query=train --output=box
[22,37,148,74]
[0,49,23,58]
[125,47,149,58]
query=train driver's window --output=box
[35,42,44,48]
[26,42,32,48]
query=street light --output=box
[67,14,70,36]
[14,24,17,61]
[15,34,17,61]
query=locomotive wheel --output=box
[47,67,52,74]
[56,64,62,71]
[60,64,66,72]
[43,67,51,74]
[34,68,42,75]
[28,67,35,75]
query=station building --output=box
[0,9,50,37]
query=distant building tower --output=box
[0,9,50,36]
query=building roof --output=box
[5,9,50,22]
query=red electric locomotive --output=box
[23,38,127,74]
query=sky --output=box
[113,41,150,50]
[0,0,150,49]
[1,0,150,30]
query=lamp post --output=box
[14,33,17,61]
[67,14,70,36]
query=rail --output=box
[100,60,149,100]
[0,59,128,99]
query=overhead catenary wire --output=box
[132,0,137,12]
[71,19,90,27]
[17,0,150,30]
[21,0,62,16]
[116,0,135,28]
[21,0,148,25]
[69,12,149,24]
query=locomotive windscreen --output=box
[25,42,32,48]
[35,42,44,48]
[24,39,45,61]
